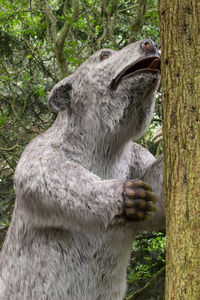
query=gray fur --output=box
[0,40,164,300]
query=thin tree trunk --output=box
[158,1,200,299]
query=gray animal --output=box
[0,39,164,300]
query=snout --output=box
[141,40,160,57]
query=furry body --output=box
[0,40,164,300]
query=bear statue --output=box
[0,39,164,300]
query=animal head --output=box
[49,39,160,141]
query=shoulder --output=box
[130,142,155,163]
[129,141,156,178]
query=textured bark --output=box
[158,1,200,299]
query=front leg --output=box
[14,145,162,233]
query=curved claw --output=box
[125,180,153,192]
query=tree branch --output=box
[42,0,57,42]
[0,145,23,152]
[55,0,79,77]
[125,266,165,300]
[129,0,148,43]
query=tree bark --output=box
[158,1,200,299]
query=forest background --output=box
[0,1,165,299]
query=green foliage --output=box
[127,232,165,298]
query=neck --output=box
[47,111,127,177]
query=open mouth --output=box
[110,56,161,90]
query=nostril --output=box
[144,41,153,52]
[142,40,158,54]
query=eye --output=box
[100,51,112,60]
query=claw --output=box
[125,180,152,192]
[125,199,135,207]
[125,199,146,208]
[137,211,144,220]
[144,213,151,221]
[146,203,157,212]
[138,200,146,208]
[126,208,136,217]
[125,180,135,188]
[125,188,136,197]
[146,191,158,202]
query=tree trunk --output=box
[158,1,200,299]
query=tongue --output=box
[148,58,160,70]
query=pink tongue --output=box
[148,58,160,70]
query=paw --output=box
[122,179,157,222]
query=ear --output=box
[48,75,73,113]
